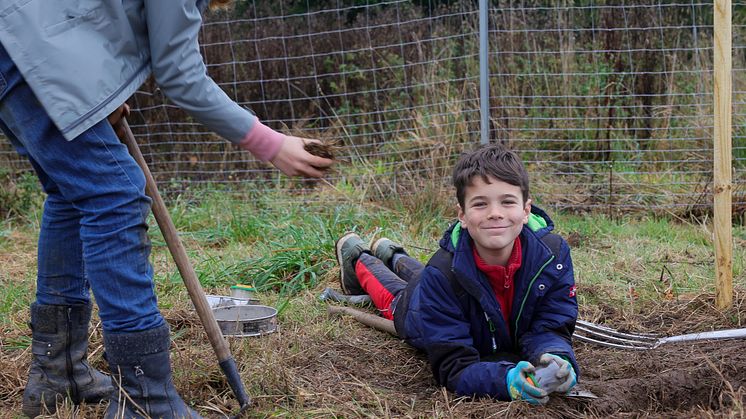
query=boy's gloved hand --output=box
[538,353,577,393]
[506,361,549,405]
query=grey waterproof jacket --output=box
[0,0,254,142]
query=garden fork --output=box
[574,319,746,350]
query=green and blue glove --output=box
[505,361,549,405]
[538,353,577,394]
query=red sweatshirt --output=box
[472,238,522,333]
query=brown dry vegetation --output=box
[3,278,746,418]
[0,1,728,215]
[0,4,744,415]
[1,187,746,417]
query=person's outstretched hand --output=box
[107,103,130,141]
[270,136,334,178]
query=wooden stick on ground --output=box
[327,305,397,336]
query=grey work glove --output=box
[537,353,577,394]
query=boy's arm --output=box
[415,267,515,400]
[518,240,580,375]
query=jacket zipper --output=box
[484,312,497,353]
[66,307,79,402]
[454,263,506,355]
[513,255,554,344]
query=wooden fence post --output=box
[713,0,733,309]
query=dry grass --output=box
[3,279,746,418]
[1,199,745,418]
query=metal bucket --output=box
[206,294,258,309]
[213,305,278,337]
[230,284,256,300]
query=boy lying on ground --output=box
[335,143,579,404]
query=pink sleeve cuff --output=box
[238,120,285,162]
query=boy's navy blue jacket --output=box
[394,205,579,400]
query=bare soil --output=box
[2,285,745,418]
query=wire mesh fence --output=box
[0,0,744,216]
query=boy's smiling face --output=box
[457,175,531,266]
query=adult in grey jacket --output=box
[0,0,333,418]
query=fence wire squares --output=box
[0,0,744,216]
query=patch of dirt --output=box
[574,341,746,417]
[303,141,337,173]
[2,288,746,417]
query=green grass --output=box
[0,222,35,327]
[1,184,745,321]
[0,282,32,331]
[554,212,743,311]
[2,183,746,417]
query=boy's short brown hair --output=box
[452,143,530,208]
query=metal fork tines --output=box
[574,320,746,350]
[574,320,660,350]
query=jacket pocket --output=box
[44,7,101,37]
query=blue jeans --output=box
[0,43,163,333]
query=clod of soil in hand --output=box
[304,142,335,171]
[304,142,335,159]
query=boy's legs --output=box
[371,237,425,283]
[391,254,425,284]
[355,253,407,320]
[337,233,420,320]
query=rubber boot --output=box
[103,324,203,419]
[22,302,114,417]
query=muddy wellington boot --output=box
[104,324,202,419]
[335,232,370,295]
[370,237,407,270]
[22,302,114,417]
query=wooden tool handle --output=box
[327,305,398,336]
[120,119,231,361]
